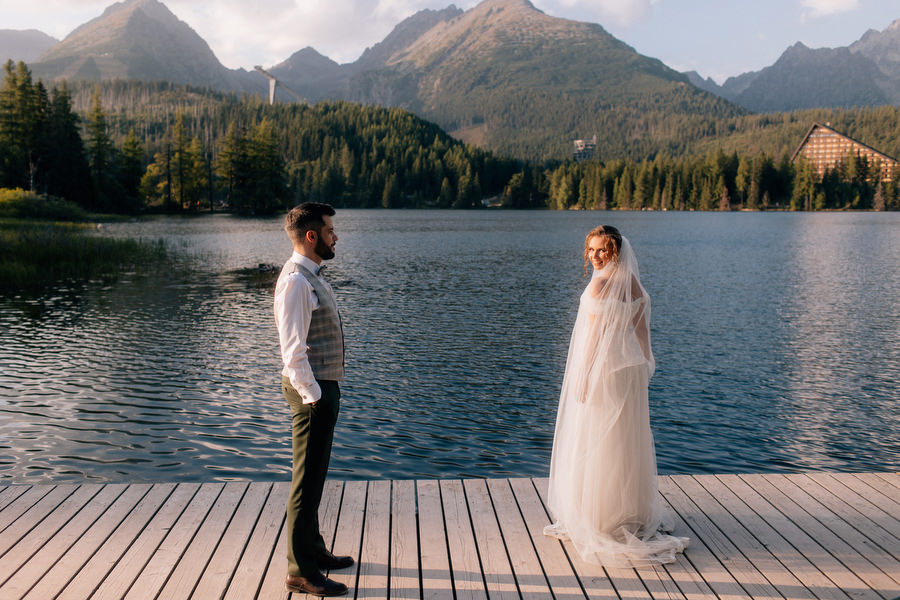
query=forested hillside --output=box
[1,62,519,214]
[3,61,899,214]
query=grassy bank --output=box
[0,189,168,291]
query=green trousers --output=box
[282,376,340,577]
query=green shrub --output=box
[0,188,88,221]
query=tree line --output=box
[1,61,898,214]
[530,149,900,211]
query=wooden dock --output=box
[0,473,898,599]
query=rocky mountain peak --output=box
[352,4,463,71]
[31,0,246,90]
[389,0,613,68]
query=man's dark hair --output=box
[285,202,335,244]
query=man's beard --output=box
[315,236,335,260]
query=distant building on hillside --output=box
[573,135,597,162]
[791,122,898,181]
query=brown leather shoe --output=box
[316,549,355,570]
[285,572,348,596]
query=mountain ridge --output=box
[7,0,900,160]
[697,19,900,111]
[30,0,259,92]
[0,29,58,64]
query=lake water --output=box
[1,210,898,483]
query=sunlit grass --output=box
[0,220,168,290]
[0,190,169,291]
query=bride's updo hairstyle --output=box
[584,225,622,274]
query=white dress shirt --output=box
[274,252,325,404]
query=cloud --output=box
[0,0,109,39]
[800,0,860,18]
[164,0,485,68]
[1,0,660,69]
[537,0,657,28]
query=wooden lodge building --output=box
[573,135,597,162]
[791,122,899,181]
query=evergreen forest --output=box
[2,60,899,215]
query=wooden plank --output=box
[612,485,700,600]
[255,502,289,600]
[9,484,149,600]
[331,479,366,567]
[850,473,900,513]
[463,478,518,600]
[873,472,900,491]
[674,474,818,599]
[654,487,735,600]
[417,479,453,600]
[0,485,72,548]
[320,479,346,554]
[192,481,272,600]
[697,475,854,600]
[601,566,653,600]
[740,475,900,597]
[659,476,775,599]
[534,476,668,600]
[486,478,554,599]
[390,479,420,600]
[0,484,101,586]
[784,474,900,560]
[34,483,176,600]
[533,478,619,598]
[319,479,366,598]
[150,481,250,600]
[224,482,288,600]
[440,479,486,599]
[722,474,883,599]
[0,485,30,513]
[255,479,343,600]
[356,479,391,600]
[0,485,48,533]
[4,473,898,600]
[632,563,687,600]
[89,482,218,600]
[804,473,900,544]
[761,474,900,590]
[509,478,593,599]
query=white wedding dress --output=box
[544,237,688,568]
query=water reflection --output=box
[779,215,900,469]
[1,211,898,483]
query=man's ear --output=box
[305,229,317,244]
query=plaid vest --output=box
[281,260,345,381]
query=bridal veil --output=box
[544,236,688,568]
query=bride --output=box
[543,225,688,568]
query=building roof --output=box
[790,122,898,164]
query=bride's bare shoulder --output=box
[587,276,610,297]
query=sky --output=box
[1,0,898,83]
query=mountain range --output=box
[0,29,58,64]
[685,19,900,112]
[15,0,259,92]
[2,0,899,159]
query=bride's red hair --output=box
[584,225,622,276]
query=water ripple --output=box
[1,211,899,483]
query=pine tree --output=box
[247,118,286,213]
[438,176,454,208]
[119,129,144,210]
[39,82,90,206]
[717,176,731,211]
[216,122,250,212]
[382,173,401,208]
[873,180,885,211]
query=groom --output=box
[274,202,352,597]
